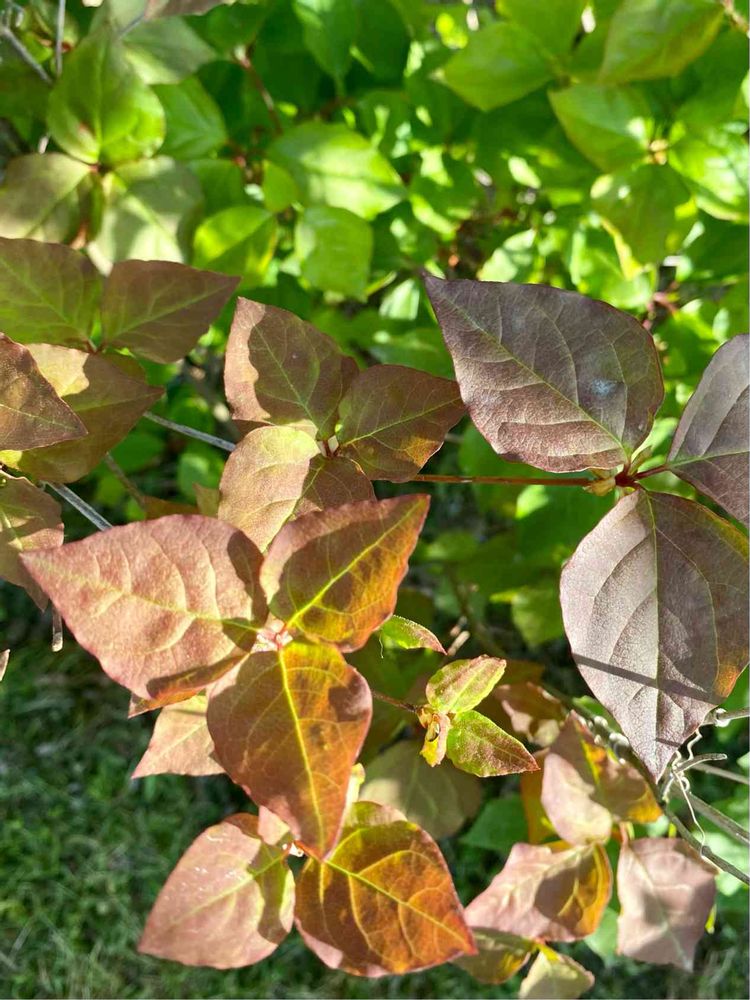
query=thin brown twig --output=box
[414,473,594,487]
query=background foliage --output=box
[0,0,748,996]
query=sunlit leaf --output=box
[465,841,612,941]
[295,205,373,300]
[455,928,535,985]
[192,206,277,283]
[617,838,717,970]
[208,641,372,858]
[377,615,444,653]
[155,77,227,160]
[426,656,506,714]
[560,490,749,780]
[519,946,595,999]
[446,711,539,778]
[295,801,476,975]
[123,17,216,84]
[520,751,557,844]
[337,366,465,481]
[497,0,585,56]
[667,334,748,526]
[485,681,565,747]
[0,154,93,243]
[425,275,663,472]
[261,495,428,650]
[139,813,294,968]
[0,475,63,607]
[144,0,232,17]
[293,0,356,82]
[22,515,266,699]
[132,694,224,778]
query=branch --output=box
[144,412,235,452]
[665,808,749,886]
[414,473,594,487]
[371,689,417,714]
[683,792,750,847]
[54,0,65,76]
[104,454,147,511]
[44,482,111,531]
[690,763,750,786]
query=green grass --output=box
[1,637,747,999]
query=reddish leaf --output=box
[224,299,356,438]
[261,495,429,650]
[0,474,63,607]
[465,841,612,941]
[132,694,223,778]
[560,490,749,780]
[520,751,557,844]
[360,739,482,839]
[667,334,749,525]
[541,715,660,844]
[426,656,506,714]
[295,801,476,975]
[519,946,595,999]
[337,366,465,481]
[377,615,445,653]
[22,515,266,699]
[455,929,535,985]
[0,336,86,450]
[617,838,716,970]
[425,275,663,472]
[208,641,371,858]
[141,496,198,518]
[487,682,566,747]
[218,426,372,551]
[101,260,238,363]
[128,689,195,717]
[0,346,162,482]
[139,813,294,968]
[446,711,539,778]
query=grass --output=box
[1,633,747,999]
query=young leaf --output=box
[560,490,749,780]
[131,694,223,778]
[667,334,748,526]
[616,838,717,970]
[425,276,663,472]
[192,206,277,282]
[377,615,445,653]
[295,801,476,975]
[0,337,86,451]
[0,475,63,608]
[446,711,539,778]
[101,260,239,363]
[139,814,294,968]
[0,238,101,346]
[465,841,612,941]
[541,715,660,844]
[22,515,266,699]
[295,205,373,300]
[426,656,506,714]
[224,299,355,438]
[455,929,535,985]
[360,739,482,840]
[337,366,465,481]
[519,947,595,999]
[207,641,372,859]
[218,425,372,551]
[0,154,92,243]
[261,495,429,650]
[0,347,162,482]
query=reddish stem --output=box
[413,473,594,487]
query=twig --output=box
[705,707,750,725]
[371,689,416,714]
[104,454,147,511]
[690,763,750,786]
[54,0,65,76]
[44,482,111,531]
[0,26,52,83]
[240,51,282,135]
[665,808,749,886]
[414,473,594,487]
[684,792,750,847]
[144,413,235,452]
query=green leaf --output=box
[442,22,552,112]
[48,31,165,166]
[268,122,404,220]
[461,795,529,855]
[511,580,564,647]
[497,0,585,56]
[0,238,101,346]
[600,0,723,83]
[669,125,749,223]
[193,205,277,284]
[408,150,479,238]
[446,711,539,777]
[124,17,216,84]
[426,656,506,715]
[0,154,92,243]
[293,0,356,82]
[295,205,372,299]
[154,77,227,160]
[377,615,444,653]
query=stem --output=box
[0,27,52,83]
[44,482,111,531]
[54,0,65,76]
[690,763,750,786]
[705,707,750,725]
[144,412,235,453]
[104,454,147,511]
[414,473,593,487]
[371,689,416,714]
[666,809,749,886]
[634,464,669,480]
[241,52,282,135]
[683,793,750,847]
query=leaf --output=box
[442,22,551,112]
[131,694,224,778]
[101,260,238,363]
[139,813,294,968]
[667,334,749,526]
[0,337,86,451]
[520,751,557,844]
[465,841,612,941]
[560,490,749,780]
[0,154,93,242]
[0,475,63,608]
[225,299,355,438]
[337,366,465,481]
[207,641,372,858]
[261,494,428,650]
[497,0,585,56]
[193,206,277,283]
[21,514,266,699]
[293,0,356,82]
[616,838,717,970]
[487,681,566,747]
[600,0,723,83]
[426,656,506,714]
[461,794,529,855]
[377,615,445,653]
[446,711,539,778]
[144,0,231,16]
[425,275,663,472]
[268,122,404,220]
[295,205,373,300]
[541,715,660,844]
[360,739,482,839]
[48,31,165,166]
[669,126,748,223]
[218,426,371,552]
[0,347,162,482]
[0,238,101,346]
[294,800,476,975]
[124,18,216,85]
[154,77,227,160]
[519,947,595,999]
[455,929,535,985]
